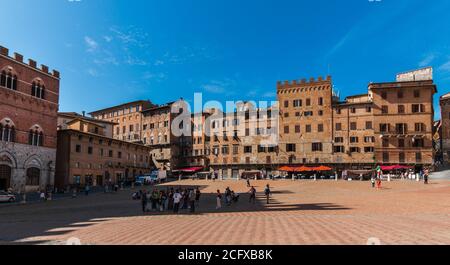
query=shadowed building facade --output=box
[440,93,450,165]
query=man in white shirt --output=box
[173,190,182,214]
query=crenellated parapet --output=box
[277,75,332,94]
[0,45,60,79]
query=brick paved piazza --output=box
[1,179,450,245]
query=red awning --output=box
[279,166,295,172]
[381,165,413,171]
[174,167,204,173]
[311,166,332,171]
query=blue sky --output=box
[1,0,449,118]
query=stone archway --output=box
[24,155,43,191]
[0,165,11,191]
[0,152,16,191]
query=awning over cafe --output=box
[380,165,414,171]
[173,167,204,173]
[279,165,332,172]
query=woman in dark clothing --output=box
[141,189,148,213]
[195,187,201,207]
[168,189,174,210]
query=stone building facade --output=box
[89,100,154,143]
[277,76,334,165]
[86,69,438,178]
[332,94,375,169]
[90,100,190,171]
[369,80,436,166]
[55,114,154,189]
[194,71,437,177]
[0,46,60,192]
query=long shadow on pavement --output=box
[0,182,351,244]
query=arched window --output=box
[6,73,12,89]
[0,69,17,90]
[0,71,6,87]
[0,119,16,142]
[26,167,40,186]
[31,80,45,99]
[12,75,17,90]
[28,125,44,146]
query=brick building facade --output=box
[89,100,154,143]
[0,46,60,192]
[55,113,154,189]
[440,93,450,165]
[90,100,190,171]
[86,69,438,179]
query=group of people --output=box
[215,184,272,209]
[138,187,201,214]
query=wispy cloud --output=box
[103,36,113,42]
[202,83,225,94]
[154,60,164,66]
[84,36,98,52]
[438,60,450,73]
[109,26,150,48]
[419,53,436,67]
[124,55,148,66]
[201,79,234,94]
[87,68,99,77]
[262,91,277,98]
[142,72,167,82]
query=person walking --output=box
[159,191,166,211]
[141,189,148,213]
[371,176,376,188]
[85,185,90,196]
[189,189,196,213]
[246,179,251,188]
[264,184,271,204]
[72,187,77,198]
[195,187,201,207]
[151,189,159,211]
[168,188,174,210]
[376,178,382,190]
[216,190,222,209]
[40,190,46,202]
[424,168,429,184]
[173,190,182,214]
[225,187,232,206]
[183,189,189,210]
[248,186,256,204]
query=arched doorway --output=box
[0,165,11,191]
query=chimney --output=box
[14,53,23,62]
[28,59,37,68]
[0,46,8,56]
